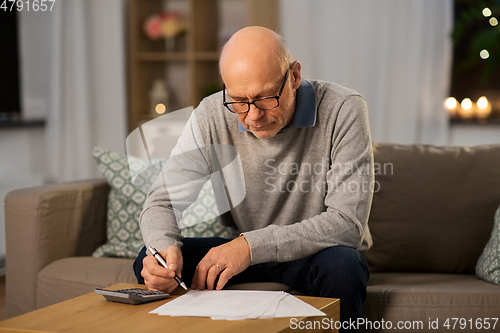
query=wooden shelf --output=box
[127,0,278,133]
[134,51,220,62]
[135,52,189,62]
[192,52,220,61]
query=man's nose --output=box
[246,104,265,122]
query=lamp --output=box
[149,79,170,116]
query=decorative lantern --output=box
[149,79,169,116]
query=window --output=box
[448,0,500,122]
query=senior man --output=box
[134,26,373,331]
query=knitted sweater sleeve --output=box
[242,95,374,264]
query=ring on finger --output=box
[215,263,224,271]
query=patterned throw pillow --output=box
[476,204,500,285]
[92,147,231,258]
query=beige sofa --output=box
[5,143,500,331]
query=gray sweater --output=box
[139,79,374,265]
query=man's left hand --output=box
[191,235,251,290]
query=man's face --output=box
[225,64,298,139]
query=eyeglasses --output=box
[223,67,290,114]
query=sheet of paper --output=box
[151,290,287,319]
[150,289,326,320]
[274,294,326,318]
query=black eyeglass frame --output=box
[222,67,291,114]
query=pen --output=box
[147,246,188,291]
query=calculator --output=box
[95,288,170,305]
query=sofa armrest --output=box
[5,179,110,317]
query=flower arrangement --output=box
[143,12,187,51]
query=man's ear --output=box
[291,61,302,89]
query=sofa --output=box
[5,143,500,332]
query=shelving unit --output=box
[127,0,278,132]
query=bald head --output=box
[219,26,293,87]
[219,27,300,139]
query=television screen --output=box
[0,10,21,115]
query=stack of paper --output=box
[150,290,325,320]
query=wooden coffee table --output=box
[0,283,340,333]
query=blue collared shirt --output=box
[238,79,317,133]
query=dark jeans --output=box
[133,237,369,333]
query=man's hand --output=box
[192,236,251,290]
[142,245,183,293]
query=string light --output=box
[490,17,498,26]
[483,7,492,17]
[480,49,490,59]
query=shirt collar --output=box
[238,79,317,132]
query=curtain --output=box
[280,0,453,145]
[45,0,127,182]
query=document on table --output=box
[150,290,326,320]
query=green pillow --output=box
[476,204,500,285]
[92,147,231,258]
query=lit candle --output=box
[458,98,475,119]
[476,96,492,121]
[443,97,459,117]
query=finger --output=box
[144,256,175,278]
[142,255,177,292]
[143,269,175,292]
[158,248,184,278]
[206,265,222,290]
[216,269,233,291]
[194,262,211,290]
[175,253,184,278]
[165,245,180,271]
[163,278,180,293]
[191,263,201,290]
[191,271,198,290]
[147,279,178,293]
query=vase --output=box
[166,38,176,52]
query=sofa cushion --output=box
[37,257,136,309]
[364,273,500,330]
[91,147,231,258]
[476,204,500,285]
[363,144,500,274]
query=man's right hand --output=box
[141,245,184,293]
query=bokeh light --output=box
[155,103,166,114]
[480,49,490,59]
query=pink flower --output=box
[143,12,186,41]
[144,15,162,40]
